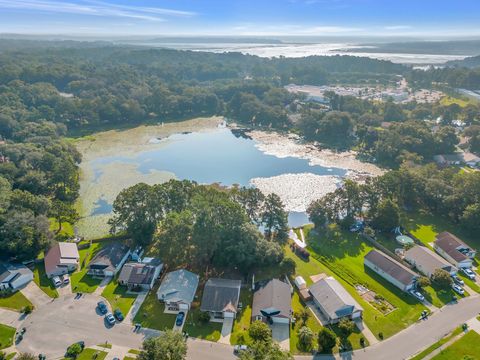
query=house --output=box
[434,152,480,168]
[87,243,131,277]
[434,232,476,269]
[118,258,163,290]
[157,269,199,313]
[0,263,34,291]
[364,249,418,292]
[404,245,457,277]
[44,242,80,278]
[200,278,241,320]
[251,279,291,325]
[309,276,363,324]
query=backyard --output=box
[70,241,111,293]
[133,284,176,331]
[101,279,137,315]
[0,291,33,312]
[431,330,480,360]
[33,263,59,298]
[0,324,15,350]
[304,224,428,339]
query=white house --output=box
[0,263,33,291]
[405,245,457,277]
[157,269,199,313]
[434,232,476,269]
[44,242,80,278]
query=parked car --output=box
[461,268,476,280]
[62,274,70,285]
[52,276,62,287]
[105,312,116,325]
[451,274,464,286]
[410,290,425,302]
[233,345,248,354]
[452,284,465,295]
[97,301,108,315]
[175,311,185,327]
[113,309,124,322]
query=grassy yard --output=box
[0,324,16,350]
[33,262,59,298]
[77,348,108,360]
[133,285,176,331]
[410,326,463,360]
[6,353,16,360]
[230,289,253,345]
[431,330,480,360]
[128,349,141,355]
[70,241,111,293]
[183,307,222,342]
[0,291,33,312]
[304,225,427,340]
[290,291,323,354]
[101,279,137,315]
[49,218,74,238]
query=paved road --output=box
[16,293,159,358]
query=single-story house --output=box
[405,245,457,277]
[200,278,241,320]
[434,152,480,168]
[251,279,291,325]
[87,243,131,277]
[157,269,199,313]
[118,258,163,290]
[309,276,363,324]
[364,249,418,292]
[0,263,34,291]
[44,242,80,278]
[434,232,476,269]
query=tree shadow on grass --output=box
[307,227,367,261]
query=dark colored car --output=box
[175,311,185,327]
[114,309,124,321]
[97,301,108,314]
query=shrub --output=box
[297,326,314,351]
[249,320,272,342]
[280,258,296,275]
[22,305,33,314]
[416,276,431,288]
[338,318,355,336]
[318,328,337,353]
[198,311,211,324]
[432,269,453,288]
[66,343,83,358]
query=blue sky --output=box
[0,0,479,37]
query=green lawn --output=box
[33,263,59,298]
[124,357,136,360]
[71,241,111,293]
[49,218,75,238]
[0,324,16,350]
[410,326,463,360]
[230,289,253,345]
[290,291,323,354]
[183,307,222,342]
[6,352,16,360]
[0,291,33,312]
[133,285,176,331]
[305,225,427,340]
[128,349,141,355]
[431,330,480,360]
[101,279,137,316]
[76,348,108,360]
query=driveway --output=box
[20,281,52,308]
[0,308,26,328]
[270,322,290,351]
[16,293,158,358]
[218,317,234,344]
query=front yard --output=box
[230,289,253,345]
[101,279,137,315]
[431,330,480,360]
[33,263,59,298]
[0,291,33,312]
[133,285,176,331]
[303,225,427,340]
[70,241,111,293]
[0,324,16,350]
[76,348,108,360]
[183,307,222,342]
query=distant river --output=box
[131,42,468,65]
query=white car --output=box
[461,268,476,281]
[452,284,465,295]
[410,290,425,302]
[62,274,70,284]
[52,276,62,287]
[233,345,248,354]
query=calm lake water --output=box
[90,128,346,227]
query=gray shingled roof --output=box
[88,243,130,271]
[118,261,163,285]
[309,276,363,320]
[200,278,241,313]
[157,269,199,304]
[252,279,291,319]
[435,232,470,262]
[364,249,417,286]
[405,245,454,275]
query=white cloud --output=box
[384,25,412,30]
[0,0,195,22]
